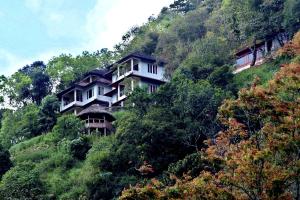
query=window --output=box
[147,64,158,74]
[133,63,139,71]
[148,64,152,73]
[76,90,83,102]
[153,64,157,74]
[119,85,125,97]
[98,86,105,95]
[87,89,94,99]
[148,84,158,93]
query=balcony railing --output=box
[84,118,113,130]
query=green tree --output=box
[69,137,91,160]
[0,163,46,200]
[179,33,233,84]
[47,50,116,91]
[169,0,198,13]
[31,71,51,105]
[222,0,286,66]
[5,71,32,106]
[52,115,84,140]
[38,95,60,133]
[0,75,7,104]
[5,61,52,106]
[0,104,40,149]
[283,0,300,36]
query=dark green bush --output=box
[0,144,12,179]
[0,162,46,200]
[69,137,91,160]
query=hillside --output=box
[0,0,300,199]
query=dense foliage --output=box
[0,0,299,199]
[0,144,12,179]
[120,31,300,200]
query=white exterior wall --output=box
[133,61,165,81]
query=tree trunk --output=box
[266,40,272,53]
[276,33,286,47]
[250,39,257,67]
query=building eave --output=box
[57,80,112,98]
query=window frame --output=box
[87,89,94,99]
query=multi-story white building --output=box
[57,53,167,134]
[106,53,167,106]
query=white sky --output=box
[0,0,175,76]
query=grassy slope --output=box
[9,133,114,199]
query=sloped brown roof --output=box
[77,104,116,121]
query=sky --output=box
[0,0,174,76]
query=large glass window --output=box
[76,90,83,102]
[133,59,139,71]
[87,89,94,99]
[147,64,158,74]
[148,64,152,73]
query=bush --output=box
[0,162,46,200]
[0,104,40,148]
[69,137,91,160]
[168,152,222,178]
[0,144,12,179]
[38,95,61,133]
[52,115,84,140]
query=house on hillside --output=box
[106,53,167,107]
[234,33,288,73]
[57,53,167,134]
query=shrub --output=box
[0,162,46,200]
[168,152,221,178]
[69,137,91,160]
[52,115,84,140]
[0,144,12,179]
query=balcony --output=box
[84,118,113,130]
[112,58,139,84]
[60,88,113,112]
[61,89,85,111]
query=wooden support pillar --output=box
[131,59,134,72]
[104,115,107,136]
